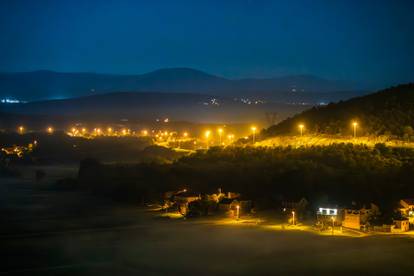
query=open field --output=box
[1,166,414,275]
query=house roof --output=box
[343,201,377,210]
[174,191,200,198]
[219,198,235,204]
[401,198,414,206]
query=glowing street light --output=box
[141,129,148,136]
[236,205,240,220]
[227,134,234,143]
[298,124,304,137]
[96,128,101,135]
[81,128,86,134]
[205,130,211,147]
[18,126,24,134]
[218,128,223,145]
[251,126,257,144]
[292,211,295,225]
[352,121,358,138]
[122,129,127,135]
[183,132,188,138]
[47,127,54,134]
[107,127,113,134]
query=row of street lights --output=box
[203,126,257,146]
[17,121,359,141]
[297,121,359,138]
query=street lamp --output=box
[205,130,211,148]
[183,132,188,138]
[227,134,234,143]
[107,127,113,135]
[18,126,24,134]
[352,121,358,138]
[47,127,54,134]
[292,211,295,225]
[251,126,257,144]
[236,205,240,220]
[218,128,223,145]
[298,124,304,137]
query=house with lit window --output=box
[174,191,201,215]
[342,202,380,230]
[316,206,339,228]
[399,198,414,225]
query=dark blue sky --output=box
[1,0,413,88]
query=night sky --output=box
[1,0,413,88]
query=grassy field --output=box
[257,134,414,148]
[2,165,414,275]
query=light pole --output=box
[352,122,358,138]
[251,126,257,144]
[205,130,211,148]
[18,126,24,134]
[236,205,240,220]
[299,124,304,137]
[180,132,188,149]
[218,128,223,145]
[292,211,295,225]
[227,134,234,144]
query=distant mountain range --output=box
[0,68,364,102]
[263,83,414,137]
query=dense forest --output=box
[77,144,414,211]
[263,84,414,138]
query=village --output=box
[159,188,414,237]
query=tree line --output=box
[77,144,414,211]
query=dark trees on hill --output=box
[263,84,414,138]
[77,145,414,210]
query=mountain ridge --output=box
[0,68,363,102]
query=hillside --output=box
[0,68,361,102]
[0,92,308,125]
[262,84,414,138]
